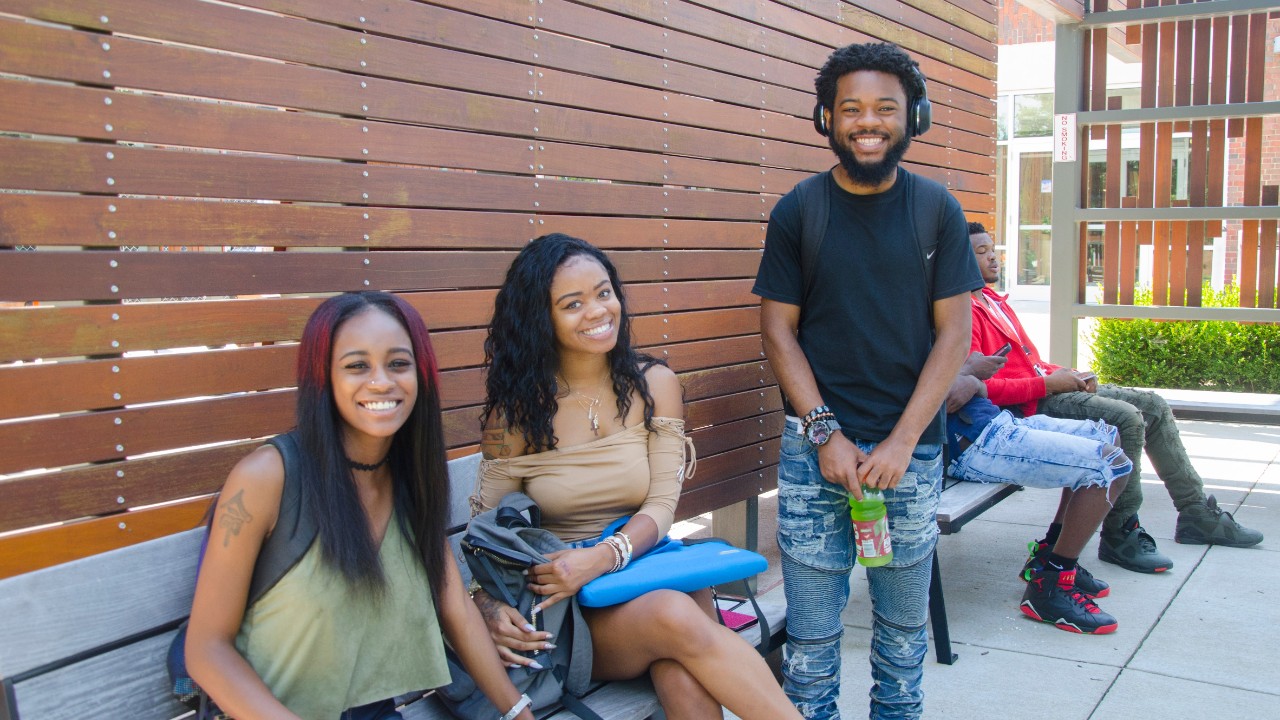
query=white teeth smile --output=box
[362,400,398,411]
[856,137,885,146]
[583,323,613,337]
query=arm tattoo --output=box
[218,489,253,547]
[473,589,503,623]
[481,429,512,458]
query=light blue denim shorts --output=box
[948,411,1131,491]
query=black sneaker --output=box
[1020,568,1118,634]
[1020,541,1110,598]
[1099,515,1173,574]
[1175,495,1264,547]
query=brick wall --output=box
[1224,17,1280,282]
[1000,0,1057,43]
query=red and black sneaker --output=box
[1020,568,1118,635]
[1020,541,1110,598]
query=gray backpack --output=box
[437,493,602,720]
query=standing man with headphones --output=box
[753,43,983,720]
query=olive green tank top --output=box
[235,514,450,718]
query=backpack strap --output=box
[248,432,318,605]
[907,171,948,308]
[795,169,833,302]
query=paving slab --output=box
[923,644,1117,720]
[1126,541,1280,695]
[1092,667,1280,719]
[819,628,1116,720]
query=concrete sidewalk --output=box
[694,416,1278,719]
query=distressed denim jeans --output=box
[1039,385,1205,535]
[776,423,941,720]
[949,412,1131,491]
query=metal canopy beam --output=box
[1078,207,1280,222]
[1077,100,1280,125]
[1078,0,1277,27]
[1072,304,1280,323]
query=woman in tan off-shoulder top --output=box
[473,234,801,720]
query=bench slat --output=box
[935,480,1019,535]
[9,632,188,720]
[0,529,201,678]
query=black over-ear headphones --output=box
[812,65,932,139]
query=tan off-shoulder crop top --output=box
[475,417,696,542]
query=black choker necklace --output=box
[346,454,390,472]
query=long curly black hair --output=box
[815,42,925,111]
[482,233,660,453]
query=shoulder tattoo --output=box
[218,489,253,547]
[481,429,512,459]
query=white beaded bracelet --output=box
[600,537,624,573]
[611,531,633,569]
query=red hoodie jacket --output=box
[968,287,1063,417]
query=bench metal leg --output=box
[928,546,958,665]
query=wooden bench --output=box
[0,453,786,720]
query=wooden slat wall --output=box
[1089,3,1278,309]
[0,0,997,578]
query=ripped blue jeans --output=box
[948,412,1131,491]
[776,423,941,720]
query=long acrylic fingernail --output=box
[523,623,536,633]
[544,642,557,650]
[529,661,544,670]
[508,663,521,669]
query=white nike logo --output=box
[926,249,936,259]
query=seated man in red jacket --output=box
[966,222,1262,574]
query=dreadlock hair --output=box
[814,42,925,113]
[482,233,661,453]
[294,291,450,602]
[967,221,988,236]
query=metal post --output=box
[1048,22,1085,368]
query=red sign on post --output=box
[1054,113,1077,162]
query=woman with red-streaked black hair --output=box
[185,292,533,720]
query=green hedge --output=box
[1090,284,1280,394]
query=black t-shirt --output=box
[752,168,983,443]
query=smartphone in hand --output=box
[994,342,1012,357]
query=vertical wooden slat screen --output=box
[1085,3,1277,310]
[0,0,998,577]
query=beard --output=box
[830,131,911,187]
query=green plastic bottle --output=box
[850,489,893,567]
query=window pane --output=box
[1013,93,1054,138]
[1018,229,1052,286]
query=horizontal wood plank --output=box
[0,279,759,362]
[0,195,770,250]
[0,499,209,580]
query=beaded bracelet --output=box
[611,531,633,569]
[600,537,624,573]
